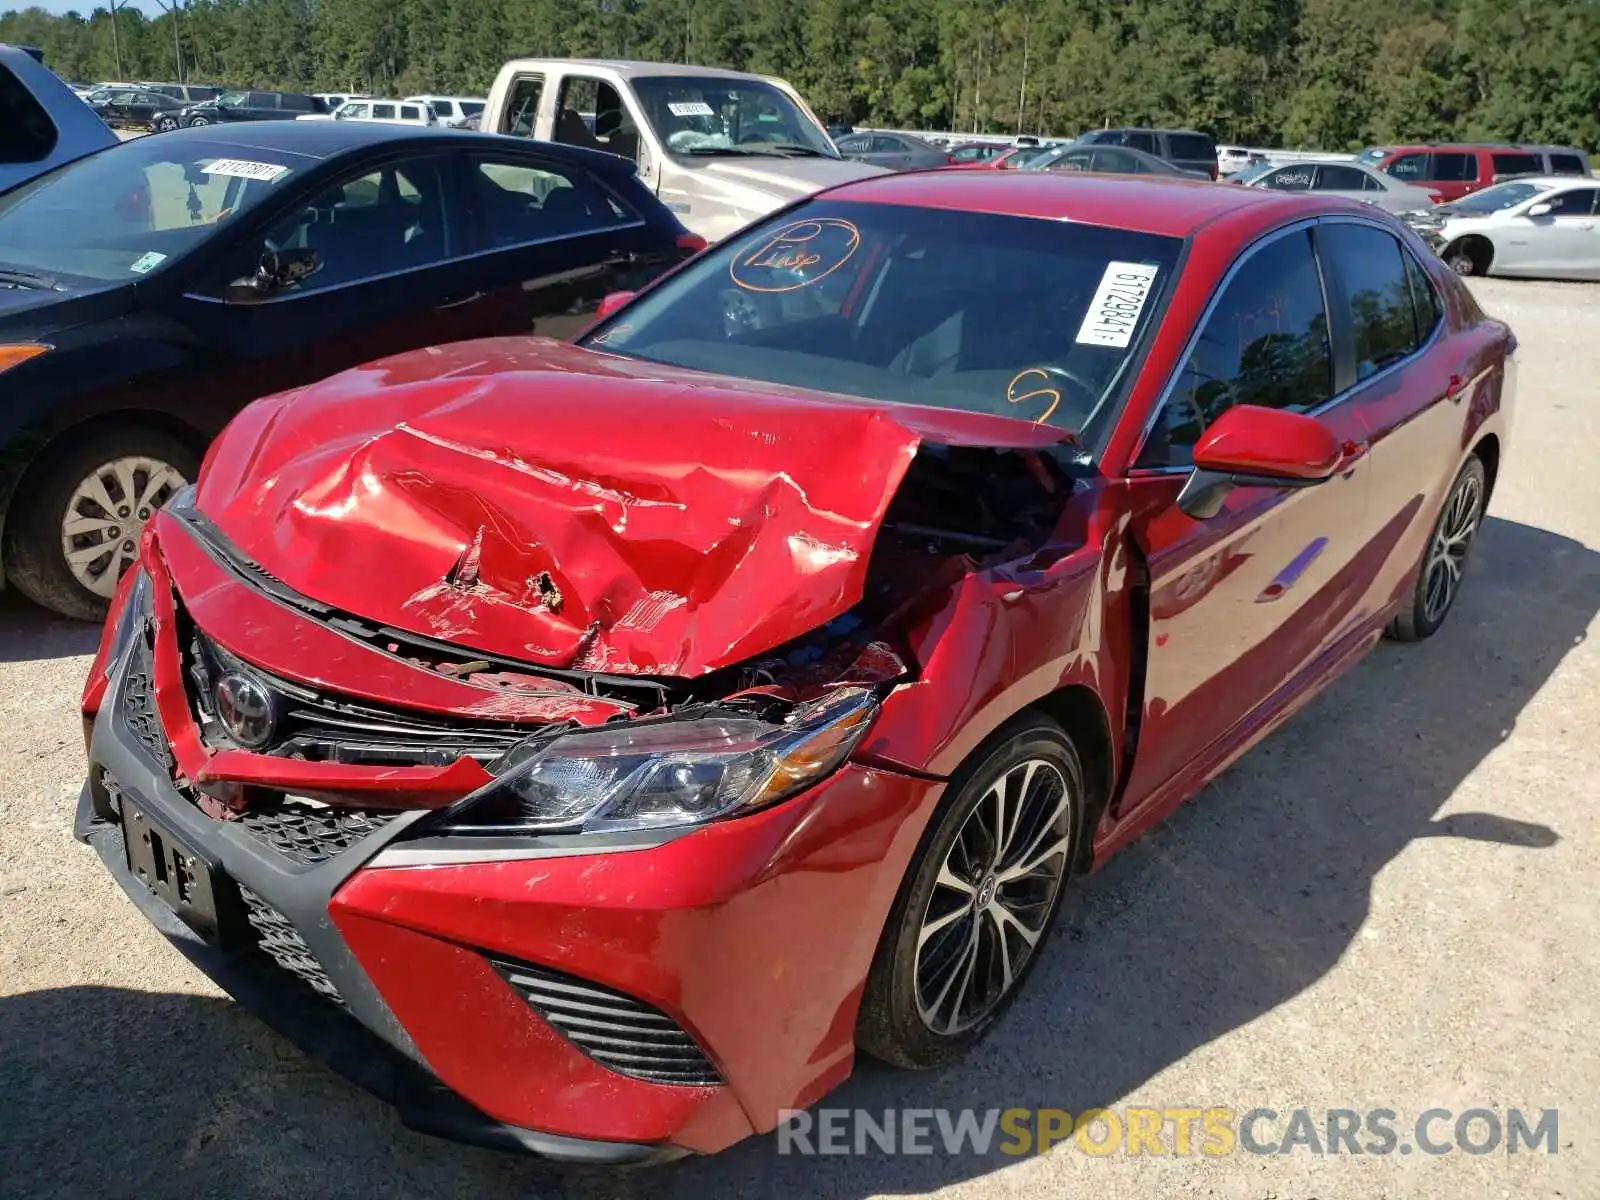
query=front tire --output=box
[1443,237,1491,277]
[1388,455,1487,642]
[155,115,179,133]
[187,115,210,127]
[856,715,1084,1069]
[3,425,197,622]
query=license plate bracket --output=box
[122,803,232,944]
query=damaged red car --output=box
[78,170,1514,1163]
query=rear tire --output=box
[155,116,179,133]
[3,424,198,622]
[856,715,1084,1070]
[1387,455,1487,642]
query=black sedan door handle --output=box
[435,292,484,310]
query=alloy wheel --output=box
[59,456,187,597]
[1423,469,1484,626]
[914,758,1073,1035]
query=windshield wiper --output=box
[683,146,770,157]
[760,143,833,158]
[683,144,836,159]
[0,265,64,291]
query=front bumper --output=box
[79,621,943,1160]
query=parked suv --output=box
[137,82,221,104]
[1357,143,1592,201]
[1079,127,1219,179]
[176,89,324,126]
[0,43,116,193]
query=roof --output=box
[498,57,775,83]
[151,120,593,162]
[820,170,1322,238]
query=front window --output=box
[581,200,1182,454]
[630,75,837,159]
[216,91,246,107]
[0,138,304,283]
[1449,180,1553,214]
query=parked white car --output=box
[1410,176,1600,280]
[402,95,485,128]
[1228,159,1442,214]
[313,91,371,112]
[296,98,437,126]
[1216,145,1266,175]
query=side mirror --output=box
[1526,202,1553,218]
[224,247,320,304]
[596,290,636,319]
[1177,405,1346,520]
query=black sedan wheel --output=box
[4,425,198,621]
[856,714,1083,1069]
[187,115,210,127]
[155,115,179,133]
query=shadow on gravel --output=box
[0,592,100,663]
[2,516,1593,1200]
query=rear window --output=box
[0,64,59,165]
[1167,134,1215,162]
[281,94,315,112]
[580,200,1184,444]
[400,105,422,120]
[1491,153,1540,177]
[373,103,396,119]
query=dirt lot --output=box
[1,276,1596,1200]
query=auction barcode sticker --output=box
[667,100,715,117]
[203,158,290,181]
[1075,261,1160,349]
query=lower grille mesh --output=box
[239,885,344,1007]
[490,957,722,1087]
[239,803,401,867]
[120,638,173,769]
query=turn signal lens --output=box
[0,344,49,372]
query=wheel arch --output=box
[1471,431,1501,504]
[1444,233,1494,275]
[1026,684,1116,874]
[0,407,210,574]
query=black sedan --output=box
[0,123,703,620]
[90,88,186,132]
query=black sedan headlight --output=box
[430,686,879,837]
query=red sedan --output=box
[78,171,1513,1163]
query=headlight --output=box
[429,686,879,837]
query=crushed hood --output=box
[194,338,1061,677]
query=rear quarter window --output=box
[1491,153,1540,177]
[1168,134,1215,162]
[0,64,60,164]
[1549,153,1586,175]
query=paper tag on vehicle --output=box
[1075,261,1160,349]
[203,158,289,181]
[128,251,166,274]
[667,101,714,117]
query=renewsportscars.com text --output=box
[775,1106,1560,1157]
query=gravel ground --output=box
[2,277,1597,1200]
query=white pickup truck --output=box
[481,58,890,243]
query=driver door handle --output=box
[436,291,484,310]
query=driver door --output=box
[179,152,482,402]
[1117,226,1377,818]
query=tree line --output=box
[3,0,1597,151]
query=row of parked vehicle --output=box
[79,80,487,133]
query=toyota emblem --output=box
[215,671,277,749]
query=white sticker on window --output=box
[129,251,166,274]
[202,158,290,181]
[667,101,714,118]
[1074,261,1160,349]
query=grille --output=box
[490,957,722,1087]
[120,637,173,770]
[239,802,402,867]
[188,632,533,767]
[239,884,344,1007]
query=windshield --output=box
[1357,148,1388,165]
[1448,180,1553,214]
[580,200,1182,452]
[631,76,837,158]
[0,138,304,284]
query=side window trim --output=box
[1127,213,1440,476]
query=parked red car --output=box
[1358,142,1590,202]
[78,171,1513,1163]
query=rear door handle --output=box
[435,291,484,310]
